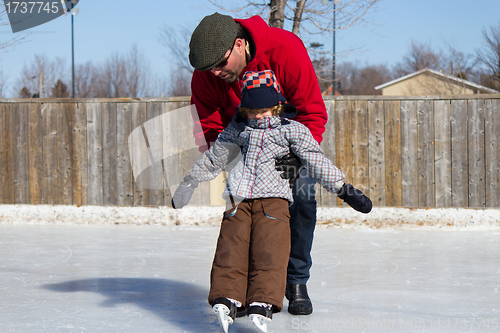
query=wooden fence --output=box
[0,95,499,208]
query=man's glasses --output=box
[213,40,236,70]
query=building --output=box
[375,68,499,96]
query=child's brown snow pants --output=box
[208,198,291,311]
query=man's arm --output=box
[270,29,328,144]
[190,70,225,151]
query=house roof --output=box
[375,68,500,94]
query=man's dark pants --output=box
[287,168,317,285]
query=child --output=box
[172,70,371,333]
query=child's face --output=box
[246,109,273,120]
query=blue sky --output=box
[1,0,499,97]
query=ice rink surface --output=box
[1,224,499,333]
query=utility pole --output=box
[39,72,43,97]
[64,0,79,97]
[332,0,340,95]
[71,5,75,98]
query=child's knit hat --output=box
[239,70,296,117]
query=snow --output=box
[0,204,499,230]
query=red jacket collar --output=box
[234,16,269,81]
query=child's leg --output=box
[246,198,291,311]
[208,200,252,306]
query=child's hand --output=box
[171,176,199,209]
[337,183,372,213]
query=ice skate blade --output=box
[214,304,233,333]
[249,314,271,333]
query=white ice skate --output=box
[212,297,237,333]
[247,303,273,333]
[249,313,271,333]
[214,304,234,333]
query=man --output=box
[188,12,327,316]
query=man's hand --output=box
[275,152,304,187]
[171,176,199,209]
[337,183,372,213]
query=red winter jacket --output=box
[190,15,327,150]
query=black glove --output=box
[171,175,199,209]
[337,183,372,213]
[275,152,304,187]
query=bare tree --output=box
[269,0,286,28]
[207,0,380,92]
[158,25,193,72]
[392,40,442,78]
[0,4,27,55]
[168,68,191,97]
[337,61,392,95]
[13,54,66,98]
[100,44,153,98]
[209,0,381,40]
[442,43,477,81]
[476,21,500,91]
[74,61,99,98]
[393,40,477,83]
[158,24,194,97]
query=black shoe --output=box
[285,284,313,315]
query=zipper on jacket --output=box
[249,118,270,197]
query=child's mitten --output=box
[171,175,199,209]
[337,183,372,213]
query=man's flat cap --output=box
[189,13,238,71]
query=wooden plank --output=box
[325,94,500,101]
[41,103,60,204]
[12,103,29,204]
[145,101,164,206]
[178,102,198,204]
[70,103,88,206]
[334,99,352,206]
[400,100,418,207]
[178,101,211,206]
[190,104,210,206]
[417,100,435,207]
[86,102,103,205]
[131,102,148,206]
[485,99,500,207]
[434,100,452,207]
[318,100,338,206]
[28,103,43,204]
[450,100,468,207]
[351,100,369,197]
[384,101,402,206]
[116,103,134,206]
[58,103,73,205]
[159,101,209,206]
[368,100,385,207]
[0,103,13,204]
[101,102,118,205]
[467,99,486,207]
[161,101,179,206]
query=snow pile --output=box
[0,204,499,230]
[317,207,500,230]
